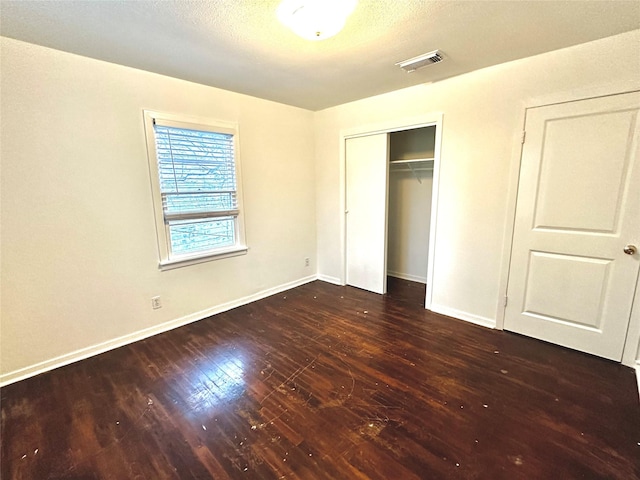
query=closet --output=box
[387,126,435,284]
[345,121,439,301]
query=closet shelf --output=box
[389,158,434,184]
[389,157,434,164]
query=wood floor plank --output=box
[2,277,639,479]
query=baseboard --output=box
[0,275,318,387]
[387,271,427,284]
[636,362,640,402]
[429,303,496,329]
[317,274,343,286]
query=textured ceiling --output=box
[1,1,639,111]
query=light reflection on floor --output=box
[180,346,247,417]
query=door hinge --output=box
[521,131,526,144]
[503,295,508,307]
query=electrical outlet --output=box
[151,296,162,309]
[304,257,310,267]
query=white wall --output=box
[0,37,317,382]
[314,30,640,333]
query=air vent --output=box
[396,50,444,73]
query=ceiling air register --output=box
[396,50,444,73]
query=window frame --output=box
[143,110,247,270]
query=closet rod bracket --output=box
[407,162,422,184]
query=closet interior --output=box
[387,125,435,286]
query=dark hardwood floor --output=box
[2,278,639,479]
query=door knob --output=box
[624,245,637,255]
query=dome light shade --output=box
[277,0,357,41]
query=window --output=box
[143,111,247,269]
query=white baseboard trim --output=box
[317,274,343,286]
[0,275,318,387]
[429,303,496,329]
[387,271,427,284]
[635,362,640,402]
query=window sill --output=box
[159,246,248,271]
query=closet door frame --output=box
[339,113,443,309]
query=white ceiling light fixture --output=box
[396,50,444,73]
[277,0,358,41]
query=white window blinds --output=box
[149,118,243,258]
[154,122,237,220]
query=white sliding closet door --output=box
[345,134,389,294]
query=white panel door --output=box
[346,134,389,294]
[505,92,640,361]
